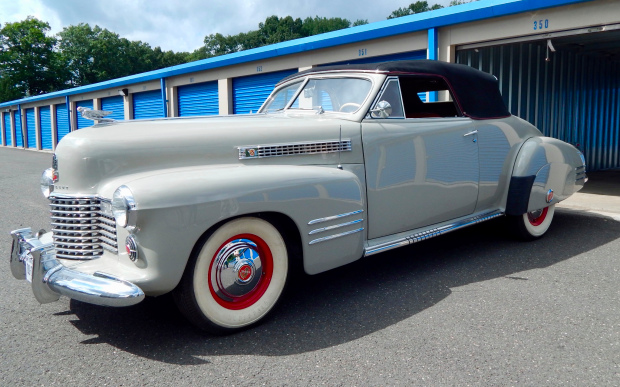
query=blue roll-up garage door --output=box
[25,108,36,148]
[2,112,9,146]
[39,106,52,150]
[101,96,125,121]
[76,100,94,129]
[14,111,23,147]
[55,103,70,143]
[132,90,162,119]
[233,70,297,115]
[177,82,218,117]
[322,50,427,66]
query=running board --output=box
[364,210,504,257]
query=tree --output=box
[301,16,351,36]
[259,16,304,45]
[57,23,190,86]
[194,15,366,59]
[387,1,444,19]
[449,0,478,5]
[0,17,65,102]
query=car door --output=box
[362,76,479,239]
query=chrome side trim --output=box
[309,228,364,245]
[308,209,364,225]
[364,210,504,257]
[575,165,587,183]
[309,219,363,235]
[239,139,351,159]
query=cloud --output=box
[1,0,455,52]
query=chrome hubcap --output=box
[211,238,263,302]
[528,209,544,221]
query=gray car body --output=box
[46,70,585,296]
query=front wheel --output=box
[507,204,555,240]
[173,217,289,334]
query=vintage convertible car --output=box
[10,60,586,333]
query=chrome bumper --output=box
[10,228,144,307]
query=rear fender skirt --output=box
[505,175,536,216]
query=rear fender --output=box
[506,137,586,215]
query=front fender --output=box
[109,164,366,294]
[506,137,586,215]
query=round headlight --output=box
[112,185,136,227]
[40,168,55,198]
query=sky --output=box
[0,0,456,53]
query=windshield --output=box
[261,81,303,113]
[261,77,372,114]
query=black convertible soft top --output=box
[279,60,510,119]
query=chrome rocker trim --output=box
[364,210,504,257]
[10,228,144,307]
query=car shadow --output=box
[66,210,620,364]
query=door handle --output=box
[463,130,478,137]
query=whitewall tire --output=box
[174,217,289,333]
[508,204,555,240]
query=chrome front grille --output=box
[50,196,118,260]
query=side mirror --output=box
[370,101,392,118]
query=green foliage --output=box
[449,0,478,5]
[194,15,365,59]
[387,1,444,19]
[57,23,189,87]
[387,0,479,19]
[0,17,64,102]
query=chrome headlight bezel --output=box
[112,185,136,228]
[40,168,55,198]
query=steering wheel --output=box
[339,103,361,112]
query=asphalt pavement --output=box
[0,147,619,386]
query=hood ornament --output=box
[77,107,114,123]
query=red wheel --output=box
[208,234,274,310]
[174,218,288,333]
[527,207,549,227]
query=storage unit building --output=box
[132,90,162,119]
[101,96,125,121]
[55,103,70,144]
[39,106,53,150]
[2,112,10,146]
[76,100,94,130]
[25,108,36,149]
[177,82,219,117]
[232,70,297,115]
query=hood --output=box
[53,114,360,195]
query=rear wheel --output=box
[507,204,555,240]
[173,217,288,333]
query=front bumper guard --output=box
[10,228,145,307]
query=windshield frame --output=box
[259,74,375,115]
